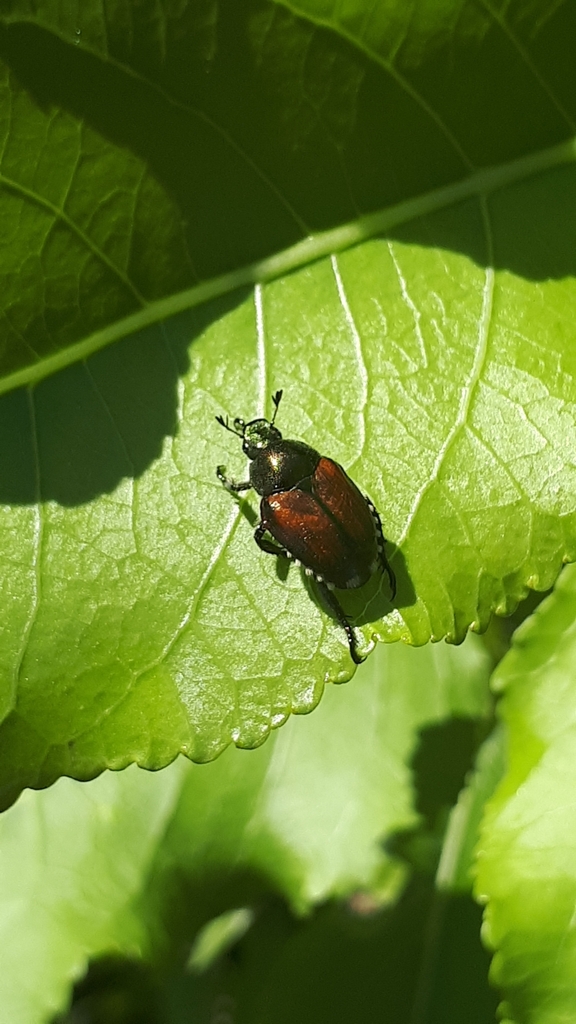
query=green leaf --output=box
[187,907,255,973]
[0,633,489,1024]
[151,634,491,914]
[0,762,185,1024]
[476,564,576,1024]
[437,724,506,894]
[0,1,575,796]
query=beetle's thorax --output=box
[249,440,320,496]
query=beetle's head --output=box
[216,389,284,460]
[239,418,282,459]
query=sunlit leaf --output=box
[0,763,185,1024]
[0,0,574,799]
[476,565,576,1024]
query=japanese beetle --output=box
[216,390,396,664]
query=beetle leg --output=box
[217,466,252,493]
[366,499,396,600]
[254,523,290,559]
[316,581,366,665]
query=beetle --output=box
[215,390,396,664]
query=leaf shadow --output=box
[4,9,576,295]
[0,292,248,507]
[385,714,491,875]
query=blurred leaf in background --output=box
[0,636,493,1023]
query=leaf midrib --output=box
[2,136,575,398]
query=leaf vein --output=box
[0,173,147,306]
[467,423,525,500]
[276,0,473,168]
[398,227,494,544]
[478,0,576,131]
[132,504,242,682]
[387,241,429,371]
[13,388,44,696]
[331,253,368,462]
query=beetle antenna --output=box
[215,414,244,438]
[271,390,283,425]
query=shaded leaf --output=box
[0,635,490,1024]
[437,724,506,894]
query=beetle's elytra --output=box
[216,390,396,664]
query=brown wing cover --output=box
[313,458,376,549]
[260,458,377,589]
